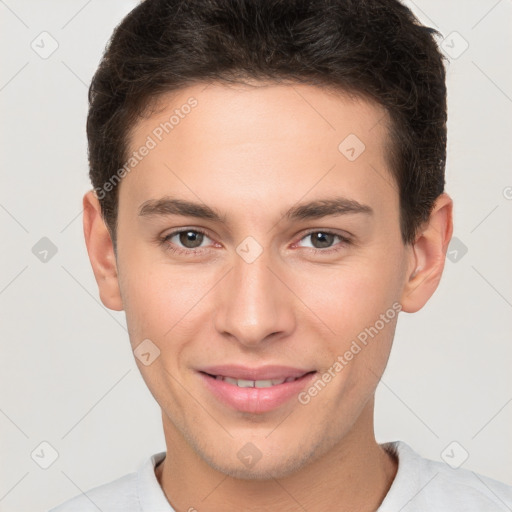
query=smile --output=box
[208,374,304,388]
[198,369,317,413]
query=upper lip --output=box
[199,365,315,381]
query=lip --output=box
[198,365,317,414]
[198,364,313,381]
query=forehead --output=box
[121,81,395,218]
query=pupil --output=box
[180,231,203,248]
[313,232,333,248]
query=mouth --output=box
[200,372,313,388]
[197,366,317,414]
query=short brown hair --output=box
[87,0,447,249]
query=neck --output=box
[155,400,397,512]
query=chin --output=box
[197,440,322,481]
[207,457,307,481]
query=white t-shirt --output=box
[48,441,512,511]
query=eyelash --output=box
[158,228,352,257]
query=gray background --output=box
[1,1,511,510]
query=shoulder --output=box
[48,472,137,512]
[48,451,169,512]
[380,441,512,511]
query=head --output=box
[83,0,453,479]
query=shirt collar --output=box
[137,451,175,511]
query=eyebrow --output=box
[138,197,228,223]
[138,196,373,223]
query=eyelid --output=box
[167,227,211,238]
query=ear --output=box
[400,193,453,313]
[82,190,124,311]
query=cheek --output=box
[297,257,401,332]
[290,247,404,383]
[118,251,217,347]
[301,261,400,402]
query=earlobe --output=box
[82,190,124,311]
[400,193,453,313]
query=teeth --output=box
[221,376,239,386]
[237,379,255,388]
[215,376,297,387]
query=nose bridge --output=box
[214,244,295,346]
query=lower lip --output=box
[199,371,317,414]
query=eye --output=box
[295,230,351,253]
[159,228,214,255]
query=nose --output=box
[213,247,296,348]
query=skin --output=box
[83,82,453,511]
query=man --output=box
[50,0,512,510]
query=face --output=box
[104,82,417,478]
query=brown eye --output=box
[309,232,336,249]
[161,229,212,253]
[295,230,351,253]
[177,230,204,248]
